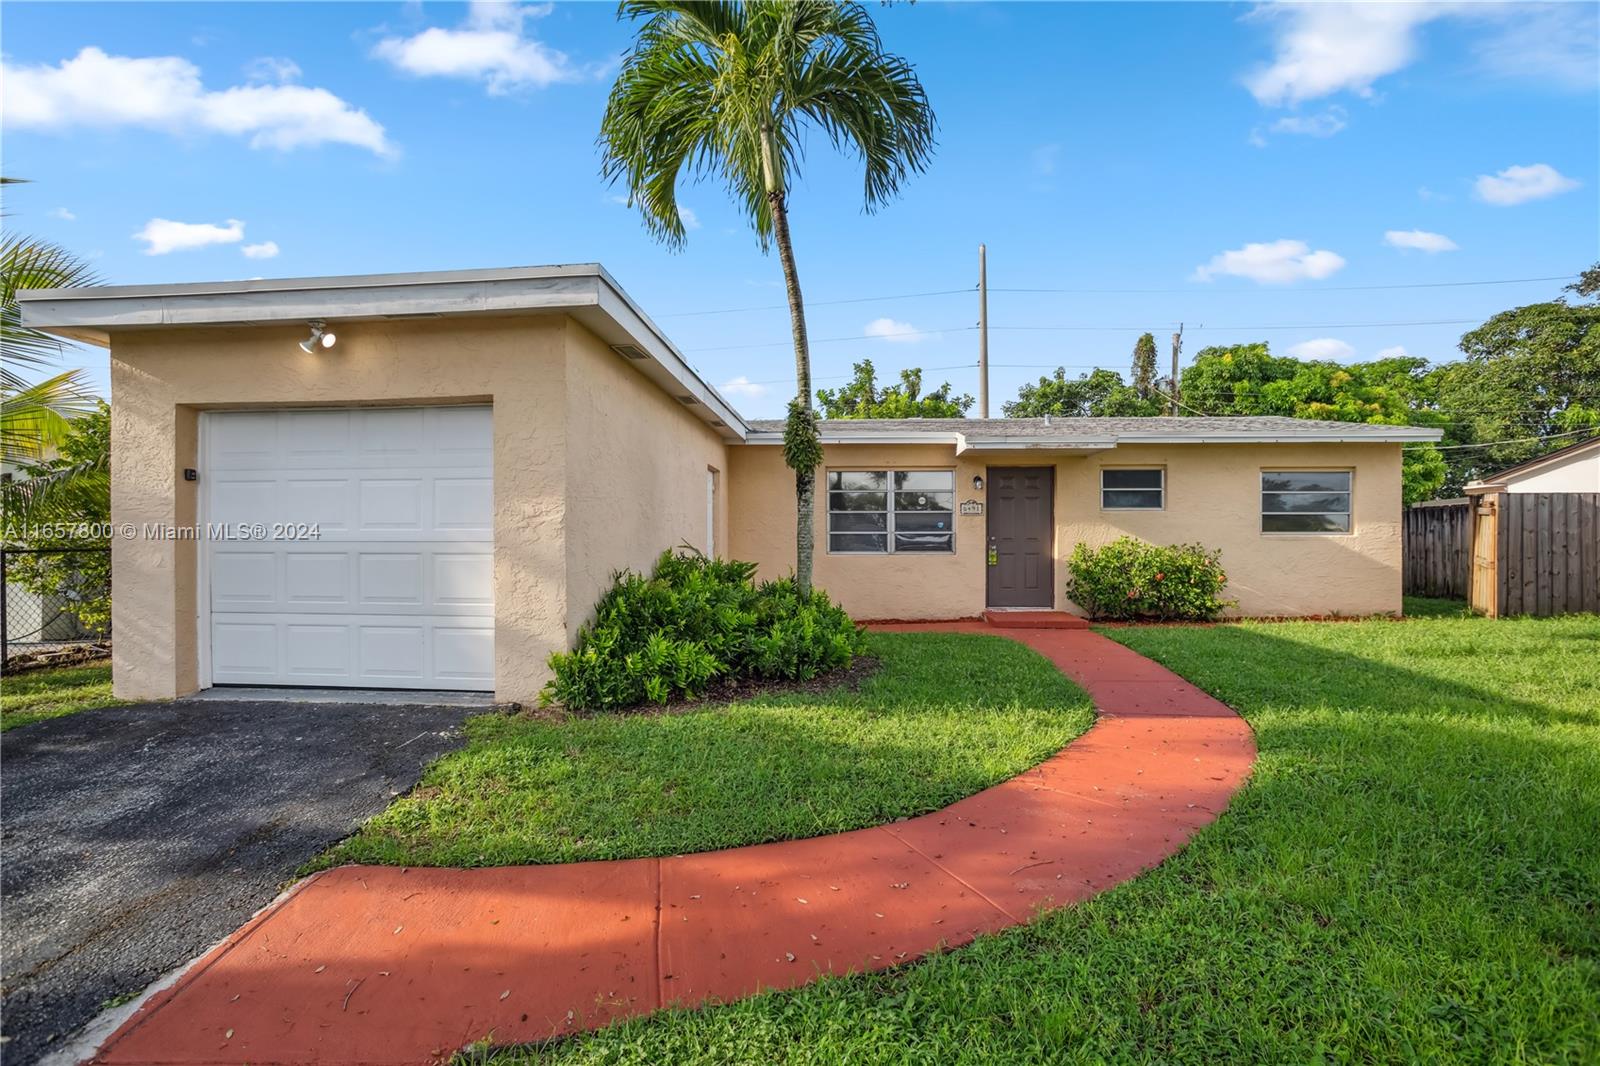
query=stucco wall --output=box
[728,439,1405,619]
[561,322,731,641]
[1501,448,1600,493]
[108,316,570,704]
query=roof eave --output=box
[16,265,749,442]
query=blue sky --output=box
[4,1,1597,416]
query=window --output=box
[827,469,954,553]
[1261,471,1351,533]
[1101,468,1164,509]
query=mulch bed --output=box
[529,655,883,721]
[3,643,112,674]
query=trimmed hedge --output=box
[542,550,865,710]
[1066,536,1234,621]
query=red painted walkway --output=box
[88,625,1255,1065]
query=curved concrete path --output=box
[86,625,1255,1065]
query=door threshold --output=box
[186,686,499,708]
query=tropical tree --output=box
[2,180,104,521]
[1431,267,1599,486]
[599,0,935,594]
[817,359,972,419]
[1130,332,1159,400]
[1003,367,1161,418]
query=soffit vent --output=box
[676,394,701,406]
[611,343,650,361]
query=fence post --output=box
[1,547,8,664]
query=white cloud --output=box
[49,207,76,221]
[719,375,769,400]
[677,205,701,230]
[1473,4,1598,92]
[241,240,280,259]
[1474,163,1581,206]
[1191,239,1346,285]
[2,47,394,157]
[1375,345,1410,359]
[1245,3,1439,106]
[1287,338,1356,361]
[1245,3,1599,107]
[1384,229,1458,253]
[133,217,244,255]
[863,317,930,343]
[244,56,302,84]
[1270,105,1348,138]
[373,2,584,94]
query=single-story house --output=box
[1465,434,1600,495]
[19,265,1443,704]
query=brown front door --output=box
[986,467,1055,608]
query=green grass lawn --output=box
[498,604,1600,1065]
[314,632,1092,870]
[0,660,121,732]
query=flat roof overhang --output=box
[16,264,749,442]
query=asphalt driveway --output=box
[0,696,475,1065]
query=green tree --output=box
[817,359,972,419]
[2,179,100,465]
[599,1,935,594]
[1431,268,1600,486]
[1131,332,1159,400]
[1003,367,1162,418]
[1178,344,1450,503]
[3,401,111,632]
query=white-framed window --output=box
[1101,467,1164,509]
[706,466,718,557]
[827,469,955,554]
[1261,470,1352,533]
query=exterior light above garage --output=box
[298,321,336,354]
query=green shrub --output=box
[1065,536,1234,621]
[543,549,866,710]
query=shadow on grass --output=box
[484,615,1600,1065]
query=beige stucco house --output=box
[20,265,1443,705]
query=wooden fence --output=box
[1479,492,1600,617]
[1403,500,1471,599]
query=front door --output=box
[986,467,1055,608]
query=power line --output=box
[691,325,975,352]
[992,275,1576,295]
[988,318,1480,333]
[657,273,1575,319]
[656,287,973,318]
[1404,427,1599,451]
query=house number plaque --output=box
[960,499,984,516]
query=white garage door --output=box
[204,406,494,691]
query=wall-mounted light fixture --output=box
[972,474,985,491]
[299,320,337,354]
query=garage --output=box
[202,406,495,691]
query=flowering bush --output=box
[1065,537,1233,621]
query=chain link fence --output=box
[2,547,111,669]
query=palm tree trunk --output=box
[762,126,816,595]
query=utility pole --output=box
[978,243,989,419]
[1168,324,1183,417]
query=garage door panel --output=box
[358,553,424,606]
[212,622,278,679]
[434,478,493,530]
[282,478,352,530]
[358,626,427,681]
[206,406,493,691]
[435,553,493,605]
[358,479,424,531]
[212,552,277,604]
[434,625,494,684]
[285,553,350,605]
[284,624,353,681]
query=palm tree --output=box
[3,179,104,523]
[600,0,935,594]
